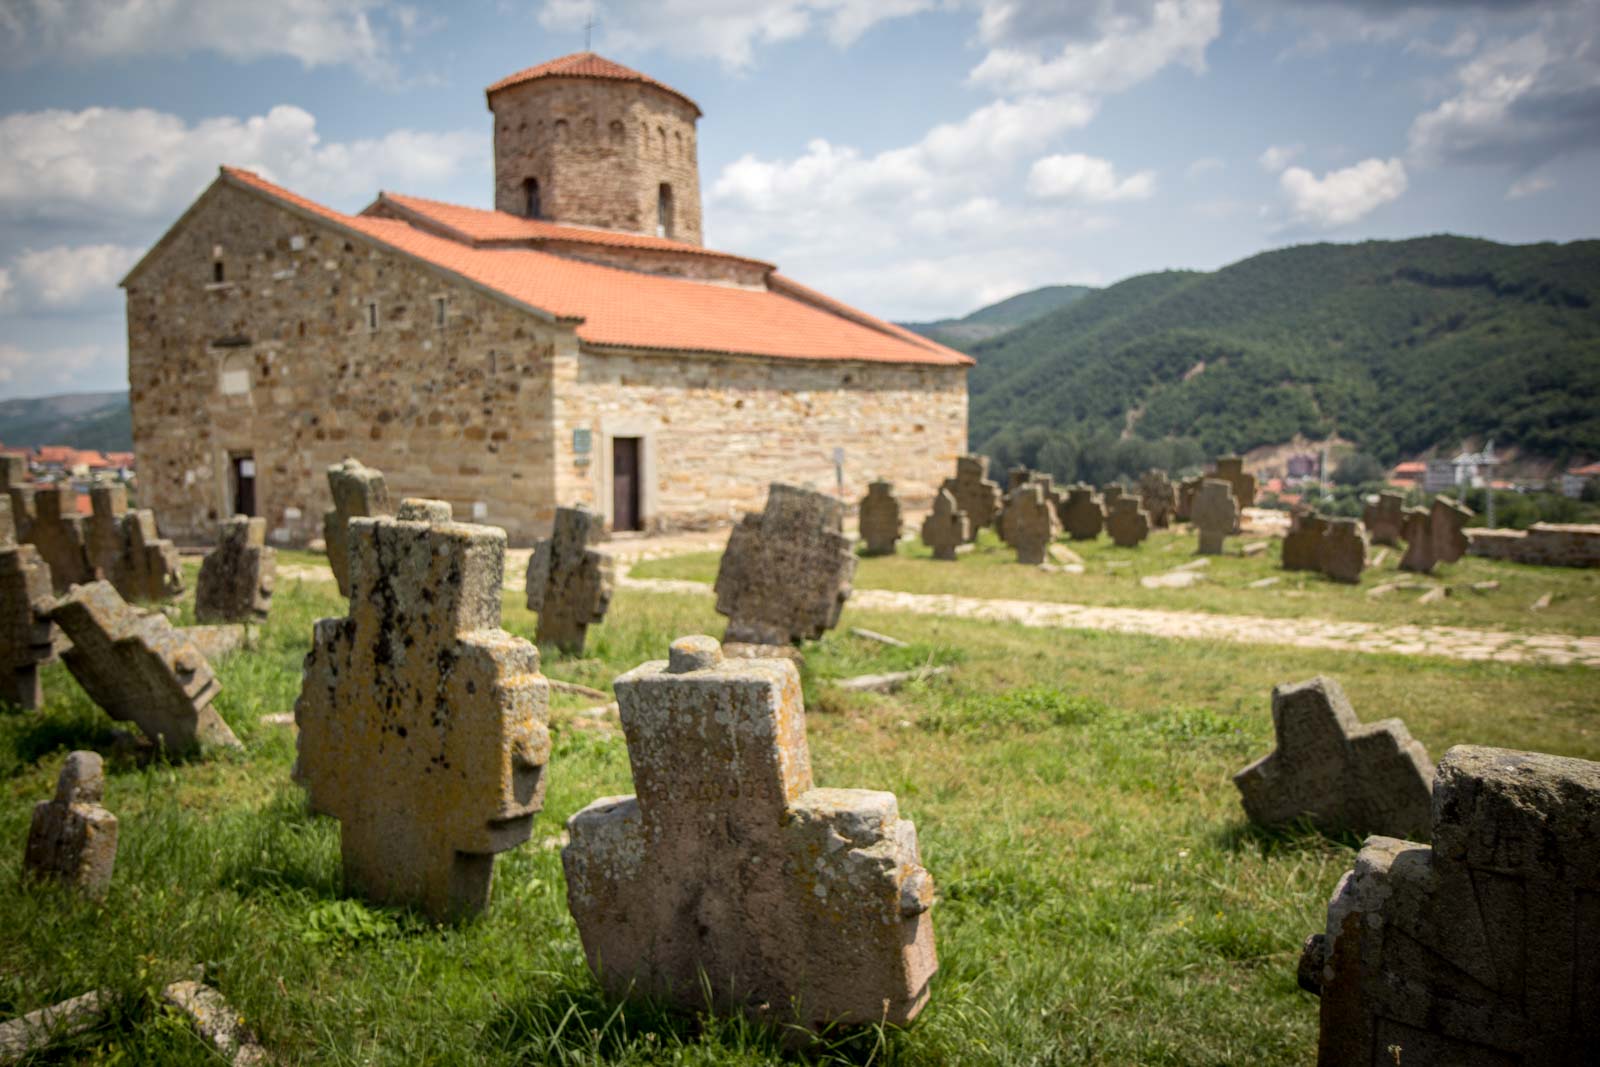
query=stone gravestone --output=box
[1399,507,1437,574]
[1002,482,1056,565]
[1232,676,1433,840]
[525,504,614,654]
[920,488,968,561]
[1299,745,1600,1066]
[1176,475,1202,522]
[1430,495,1472,564]
[24,751,117,899]
[1101,484,1123,510]
[1105,496,1149,548]
[85,486,183,602]
[323,458,393,597]
[1361,492,1404,547]
[939,455,1001,541]
[563,635,937,1031]
[195,516,276,623]
[1060,484,1105,541]
[1320,518,1367,584]
[0,453,28,490]
[1281,511,1327,572]
[1007,465,1032,492]
[0,498,55,709]
[1191,479,1237,555]
[857,480,902,556]
[1139,469,1178,528]
[1211,455,1257,519]
[713,484,855,646]
[45,581,239,754]
[28,486,92,594]
[294,500,551,921]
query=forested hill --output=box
[967,236,1600,464]
[902,284,1094,347]
[0,391,132,452]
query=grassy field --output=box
[2,563,1597,1064]
[631,527,1600,637]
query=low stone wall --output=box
[1466,523,1600,568]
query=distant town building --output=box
[1562,461,1600,498]
[1389,460,1426,487]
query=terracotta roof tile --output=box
[486,52,701,115]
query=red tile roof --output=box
[220,168,969,367]
[486,52,701,116]
[1569,462,1600,476]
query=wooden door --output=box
[231,454,256,517]
[612,437,640,531]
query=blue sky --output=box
[0,0,1596,399]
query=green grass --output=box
[631,526,1600,637]
[2,564,1596,1064]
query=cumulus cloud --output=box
[1279,157,1408,227]
[1258,143,1303,172]
[1027,153,1155,201]
[1506,173,1555,199]
[1185,156,1224,178]
[3,244,143,313]
[0,268,10,305]
[0,342,121,394]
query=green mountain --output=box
[903,284,1094,347]
[0,391,132,453]
[967,236,1600,465]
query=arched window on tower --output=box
[657,183,674,239]
[524,178,541,219]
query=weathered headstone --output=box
[525,504,614,654]
[1211,455,1257,519]
[1191,479,1237,555]
[1232,676,1433,840]
[1399,507,1436,574]
[920,488,968,560]
[293,500,551,921]
[85,486,183,602]
[1007,465,1032,492]
[713,484,855,646]
[563,635,937,1030]
[1059,484,1105,541]
[27,486,91,594]
[1176,475,1202,522]
[1105,496,1150,548]
[24,751,117,899]
[0,498,55,709]
[1361,492,1404,547]
[323,458,392,597]
[45,581,238,754]
[0,453,28,490]
[1320,518,1367,584]
[857,480,902,556]
[1282,511,1327,572]
[1430,495,1472,564]
[1001,482,1056,565]
[195,516,276,623]
[1138,469,1178,528]
[1101,484,1123,509]
[939,455,1000,540]
[1298,745,1600,1066]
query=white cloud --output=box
[1258,143,1303,172]
[0,105,480,233]
[4,244,142,312]
[1185,156,1224,178]
[0,268,10,305]
[1506,174,1555,199]
[1027,153,1155,201]
[0,342,120,394]
[1278,157,1408,227]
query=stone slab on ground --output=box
[835,666,951,692]
[850,626,907,647]
[161,981,272,1066]
[0,990,110,1063]
[1141,570,1205,589]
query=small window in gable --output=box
[434,296,447,328]
[213,261,225,283]
[366,302,379,332]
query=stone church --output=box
[123,52,970,544]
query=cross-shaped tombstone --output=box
[28,486,91,594]
[1101,484,1124,510]
[1211,456,1257,524]
[939,455,1000,541]
[293,499,550,921]
[86,486,183,602]
[920,488,968,560]
[1139,469,1177,528]
[1361,492,1404,547]
[1106,496,1150,547]
[1191,479,1237,555]
[713,484,855,646]
[1299,745,1600,1066]
[1232,675,1433,840]
[1320,518,1367,584]
[1176,476,1202,522]
[25,751,118,899]
[525,504,614,654]
[1059,485,1105,541]
[1399,507,1436,573]
[323,458,392,597]
[0,497,55,710]
[1282,511,1327,572]
[1002,482,1056,564]
[563,636,938,1031]
[857,480,902,556]
[196,516,276,623]
[1430,495,1472,564]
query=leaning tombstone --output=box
[1298,745,1600,1065]
[1281,511,1327,572]
[563,636,937,1032]
[857,480,902,556]
[1002,482,1056,565]
[920,488,968,561]
[1429,495,1472,564]
[27,486,92,594]
[1320,518,1367,584]
[0,498,55,709]
[1398,507,1436,574]
[44,581,239,754]
[1059,484,1105,541]
[1191,479,1237,555]
[1105,496,1149,548]
[24,751,118,900]
[713,484,855,646]
[1138,469,1178,528]
[195,516,275,623]
[1361,492,1404,547]
[525,504,614,654]
[323,458,392,597]
[939,455,1001,540]
[1232,676,1433,840]
[293,499,551,921]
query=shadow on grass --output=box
[1213,817,1363,859]
[216,789,344,901]
[0,702,122,778]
